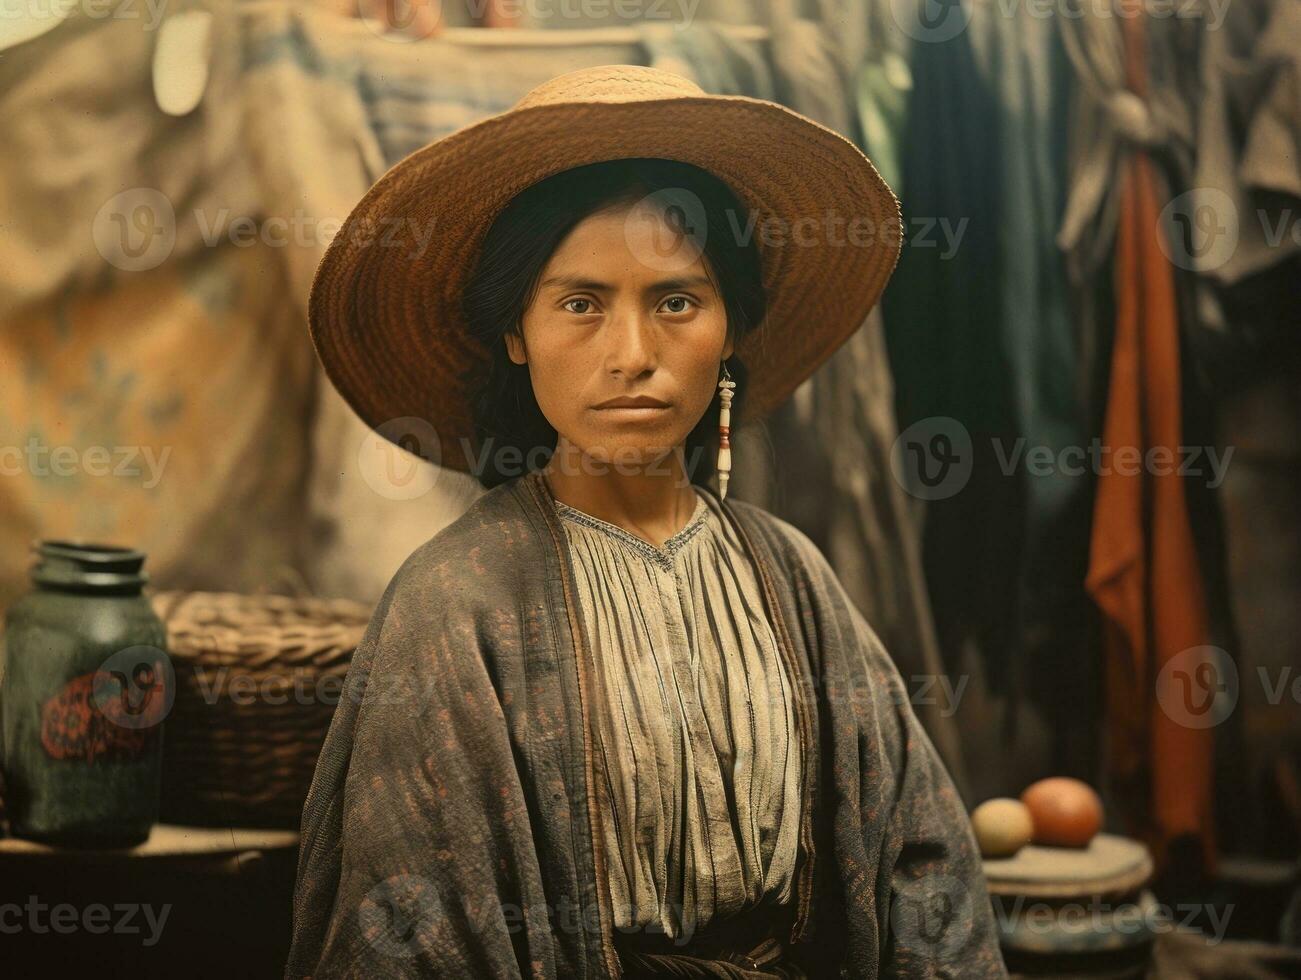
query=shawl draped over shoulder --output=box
[286,471,1006,979]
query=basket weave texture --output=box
[150,590,372,829]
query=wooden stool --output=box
[983,833,1156,978]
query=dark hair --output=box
[460,157,766,489]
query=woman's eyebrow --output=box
[538,274,713,292]
[646,276,713,293]
[538,275,610,292]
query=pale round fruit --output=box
[1020,777,1104,847]
[970,798,1035,858]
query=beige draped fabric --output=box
[554,487,802,943]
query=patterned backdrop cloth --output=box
[0,5,316,610]
[0,4,961,799]
[0,0,963,787]
[0,0,895,602]
[0,3,698,609]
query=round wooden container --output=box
[983,833,1156,977]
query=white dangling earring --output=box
[716,362,737,500]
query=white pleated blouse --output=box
[553,486,803,942]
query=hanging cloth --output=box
[1082,4,1216,876]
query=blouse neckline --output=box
[553,489,711,570]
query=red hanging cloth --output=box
[1085,3,1217,876]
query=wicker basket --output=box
[149,590,372,829]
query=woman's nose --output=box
[604,310,658,379]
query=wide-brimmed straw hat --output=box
[308,64,902,472]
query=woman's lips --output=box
[593,396,670,408]
[591,399,673,421]
[592,395,671,414]
[592,404,671,416]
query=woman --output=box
[288,66,1005,979]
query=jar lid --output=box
[31,540,149,592]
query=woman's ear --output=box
[504,330,527,365]
[721,328,735,362]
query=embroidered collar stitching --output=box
[554,492,710,571]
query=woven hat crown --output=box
[512,65,707,110]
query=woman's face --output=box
[506,198,734,471]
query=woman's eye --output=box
[660,295,694,315]
[563,298,595,315]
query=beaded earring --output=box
[716,362,737,500]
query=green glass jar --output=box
[0,541,172,846]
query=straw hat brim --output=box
[308,91,902,473]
